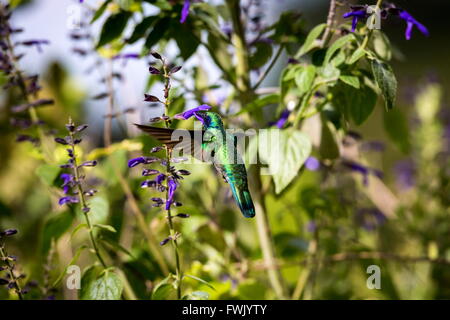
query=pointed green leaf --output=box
[324,34,354,65]
[339,75,360,89]
[348,47,366,64]
[259,129,312,194]
[96,11,131,48]
[296,23,326,58]
[81,270,123,300]
[184,274,216,291]
[94,224,117,233]
[295,65,316,96]
[371,59,397,110]
[36,164,60,186]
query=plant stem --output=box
[321,0,337,48]
[162,63,182,299]
[69,132,107,268]
[0,244,24,300]
[227,0,287,299]
[102,60,169,274]
[252,45,284,90]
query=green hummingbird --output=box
[135,111,256,218]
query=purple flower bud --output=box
[82,207,90,213]
[177,169,191,176]
[80,160,97,167]
[176,213,190,218]
[141,180,157,188]
[151,146,164,153]
[160,237,171,246]
[144,94,160,102]
[150,52,162,60]
[58,196,79,205]
[75,124,88,133]
[155,173,166,185]
[148,66,161,75]
[128,156,159,168]
[0,229,17,237]
[170,66,182,74]
[54,137,68,145]
[142,169,160,176]
[0,278,9,285]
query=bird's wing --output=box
[134,124,206,161]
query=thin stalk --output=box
[252,45,284,90]
[3,27,53,161]
[226,0,287,299]
[162,62,182,299]
[0,245,23,300]
[320,0,337,48]
[69,132,107,268]
[102,59,169,274]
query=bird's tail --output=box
[230,185,255,218]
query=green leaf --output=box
[259,129,312,194]
[296,23,326,57]
[151,275,174,300]
[333,83,377,125]
[372,30,392,61]
[36,164,60,186]
[371,59,397,110]
[81,269,123,300]
[324,34,354,66]
[144,17,170,49]
[237,94,279,115]
[91,0,111,24]
[171,21,200,60]
[127,16,157,44]
[88,196,109,225]
[94,224,117,233]
[347,47,366,64]
[184,274,216,291]
[41,211,74,254]
[70,223,88,240]
[249,41,273,69]
[295,65,316,96]
[96,11,131,48]
[339,75,360,89]
[320,63,340,82]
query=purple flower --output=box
[174,104,212,121]
[306,221,316,233]
[19,40,49,53]
[165,178,177,210]
[269,109,290,129]
[342,160,383,186]
[127,156,158,168]
[58,196,79,205]
[398,10,429,40]
[60,173,73,194]
[155,173,166,185]
[355,208,386,231]
[394,159,415,190]
[343,8,368,32]
[180,0,190,24]
[304,156,320,171]
[361,141,386,152]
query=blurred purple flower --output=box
[180,0,190,23]
[128,156,158,168]
[306,221,316,233]
[398,10,429,40]
[58,196,79,206]
[394,159,415,190]
[174,104,212,121]
[305,156,320,171]
[165,178,177,210]
[342,160,383,186]
[60,173,73,194]
[355,208,386,231]
[361,141,386,152]
[268,109,290,129]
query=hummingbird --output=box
[135,111,256,218]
